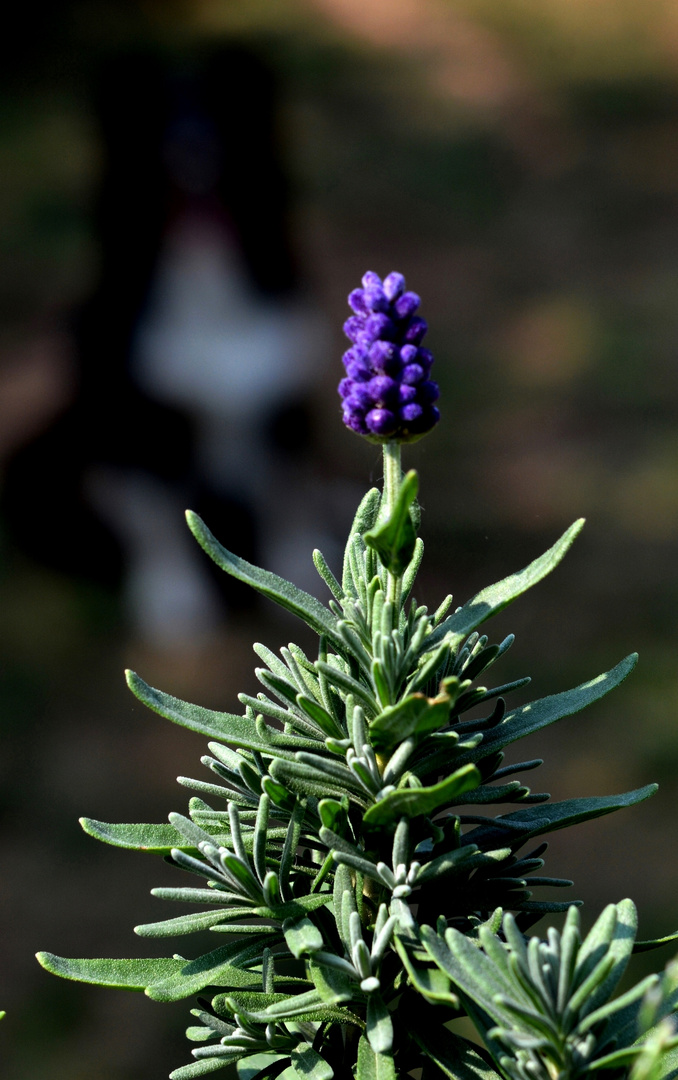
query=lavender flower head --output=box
[339,270,440,440]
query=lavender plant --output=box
[39,272,678,1080]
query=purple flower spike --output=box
[340,271,440,441]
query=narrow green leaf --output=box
[407,1016,502,1080]
[369,693,450,753]
[171,1059,238,1080]
[423,519,585,653]
[297,694,345,739]
[126,671,284,756]
[283,916,323,959]
[80,818,210,854]
[36,953,184,991]
[308,960,354,1004]
[364,471,419,576]
[313,549,344,601]
[316,661,379,715]
[394,935,459,1005]
[366,992,393,1054]
[575,899,637,1018]
[464,786,657,848]
[135,908,270,939]
[290,1042,334,1080]
[635,931,678,954]
[343,489,381,597]
[145,937,273,1001]
[186,511,343,648]
[238,1054,290,1080]
[419,926,516,1024]
[356,1035,396,1080]
[465,655,639,759]
[363,763,481,827]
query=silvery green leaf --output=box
[135,908,270,938]
[342,488,381,598]
[464,654,639,760]
[270,759,370,806]
[313,549,344,601]
[573,899,638,1018]
[238,1054,291,1080]
[401,537,424,604]
[406,1013,502,1080]
[145,937,274,1001]
[186,511,343,648]
[296,694,345,739]
[221,854,265,903]
[416,845,511,886]
[126,670,283,756]
[366,992,393,1054]
[308,960,354,1004]
[279,796,306,902]
[362,763,480,827]
[228,988,324,1022]
[356,1035,396,1080]
[316,661,379,715]
[80,818,208,854]
[171,1059,240,1079]
[464,785,657,848]
[422,519,585,654]
[364,470,418,576]
[36,953,186,991]
[420,925,517,1024]
[393,936,459,1005]
[369,693,451,753]
[283,916,323,959]
[290,1042,334,1080]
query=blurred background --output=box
[2,0,678,1076]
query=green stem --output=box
[382,440,402,613]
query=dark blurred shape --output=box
[2,42,318,639]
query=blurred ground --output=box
[2,1,678,1077]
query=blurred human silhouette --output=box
[3,44,325,645]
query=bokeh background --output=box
[3,1,678,1076]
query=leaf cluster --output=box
[37,476,678,1080]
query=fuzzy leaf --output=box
[363,763,480,827]
[308,960,354,1004]
[283,916,323,959]
[145,937,274,1002]
[463,785,657,848]
[423,519,585,653]
[366,993,394,1054]
[80,818,211,854]
[135,910,279,940]
[364,471,418,576]
[575,899,637,1017]
[465,654,638,759]
[290,1042,334,1080]
[186,511,343,648]
[407,1016,502,1080]
[36,953,185,991]
[171,1059,238,1080]
[238,1054,290,1080]
[394,935,459,1005]
[369,693,450,753]
[126,671,288,757]
[356,1036,396,1080]
[343,489,381,597]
